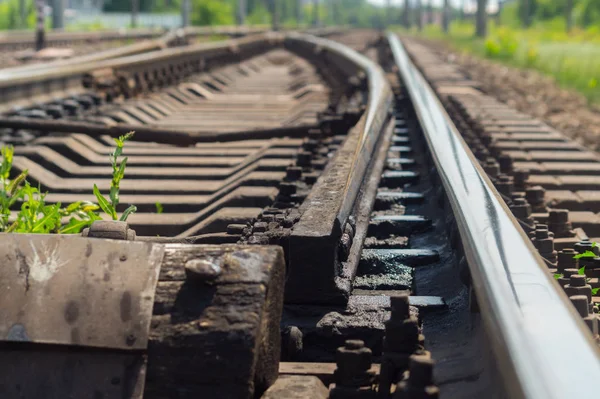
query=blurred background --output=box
[1,0,597,104]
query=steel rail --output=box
[0,26,345,77]
[286,32,393,231]
[282,32,394,303]
[0,29,186,77]
[388,32,600,399]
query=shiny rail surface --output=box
[389,32,600,399]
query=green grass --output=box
[405,20,600,105]
[0,132,136,234]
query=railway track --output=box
[0,26,287,70]
[0,29,599,399]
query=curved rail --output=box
[388,32,600,399]
[282,32,394,303]
[285,32,392,230]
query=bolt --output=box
[407,355,435,388]
[333,339,376,388]
[514,169,530,192]
[548,209,573,238]
[393,355,439,399]
[296,151,312,167]
[496,174,514,197]
[286,166,302,181]
[557,249,578,273]
[302,139,319,152]
[526,186,546,212]
[279,182,297,196]
[574,239,599,256]
[184,258,222,282]
[498,153,514,174]
[483,158,500,178]
[510,197,533,221]
[565,275,592,301]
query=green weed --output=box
[93,132,137,222]
[155,202,164,214]
[0,131,137,234]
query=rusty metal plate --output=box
[0,234,164,350]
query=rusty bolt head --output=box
[549,209,569,224]
[286,166,303,181]
[570,274,587,287]
[336,339,373,375]
[344,340,364,350]
[184,258,222,282]
[498,154,513,174]
[558,249,578,272]
[296,151,312,167]
[279,182,297,196]
[526,186,546,203]
[534,229,549,240]
[514,169,530,183]
[408,355,435,388]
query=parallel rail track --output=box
[0,29,598,399]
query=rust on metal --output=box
[0,233,164,349]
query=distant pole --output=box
[131,0,139,27]
[426,0,433,25]
[496,0,503,26]
[52,0,64,29]
[296,0,302,27]
[237,0,246,25]
[312,0,319,27]
[522,0,531,28]
[402,0,410,28]
[460,0,465,20]
[35,0,45,51]
[416,0,423,31]
[442,0,450,32]
[475,0,487,37]
[272,0,279,30]
[20,0,27,28]
[566,0,573,32]
[332,0,340,26]
[385,0,391,28]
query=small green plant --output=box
[553,273,563,280]
[569,250,600,295]
[93,132,137,222]
[155,202,164,214]
[0,131,137,234]
[574,250,597,259]
[0,145,26,231]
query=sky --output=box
[366,0,501,13]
